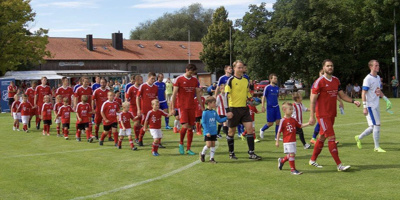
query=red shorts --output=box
[94,111,103,124]
[317,117,336,138]
[179,108,196,126]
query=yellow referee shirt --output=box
[225,76,252,108]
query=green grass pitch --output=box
[0,99,399,199]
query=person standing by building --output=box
[391,76,398,98]
[166,78,173,104]
[308,59,360,171]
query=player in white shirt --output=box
[355,60,392,153]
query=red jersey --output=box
[278,117,301,143]
[35,85,52,106]
[53,102,63,114]
[216,94,227,116]
[101,100,119,125]
[145,109,168,129]
[57,105,73,124]
[18,102,33,116]
[194,96,205,117]
[119,111,134,129]
[92,88,109,112]
[292,102,307,124]
[115,97,122,108]
[126,85,139,113]
[248,105,258,121]
[11,100,21,113]
[25,87,35,105]
[312,76,340,118]
[8,85,17,98]
[56,86,74,105]
[76,102,92,124]
[174,75,199,110]
[41,102,53,120]
[74,86,93,103]
[137,83,158,114]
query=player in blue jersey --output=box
[260,73,281,140]
[215,65,232,97]
[91,76,101,91]
[155,73,171,130]
[73,78,82,94]
[125,75,135,93]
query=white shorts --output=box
[366,107,381,126]
[119,128,132,136]
[21,116,30,124]
[55,117,61,124]
[13,112,21,120]
[283,142,297,154]
[150,129,163,139]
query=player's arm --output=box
[34,93,38,108]
[337,96,344,109]
[338,90,360,107]
[308,93,318,125]
[224,84,233,119]
[169,86,179,115]
[301,122,310,128]
[195,88,204,111]
[143,113,149,132]
[361,88,368,116]
[91,93,95,111]
[261,89,266,113]
[275,131,281,147]
[136,95,141,116]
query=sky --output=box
[29,0,275,39]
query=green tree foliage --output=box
[0,0,50,75]
[199,6,233,74]
[130,3,213,41]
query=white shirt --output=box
[292,102,307,124]
[362,74,381,109]
[354,85,361,92]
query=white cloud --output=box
[131,0,271,9]
[36,1,98,8]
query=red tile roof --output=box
[45,37,202,61]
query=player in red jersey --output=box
[53,95,63,137]
[117,102,137,150]
[18,94,33,132]
[241,99,262,143]
[57,98,74,140]
[136,72,158,146]
[276,102,309,175]
[100,91,120,146]
[76,95,94,142]
[34,77,52,130]
[7,81,17,111]
[11,94,21,131]
[25,81,37,128]
[308,59,360,171]
[125,75,143,142]
[92,78,110,139]
[74,77,93,139]
[170,64,204,155]
[41,95,53,136]
[143,99,170,156]
[56,77,74,105]
[194,96,205,135]
[114,91,122,108]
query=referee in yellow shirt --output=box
[225,60,262,160]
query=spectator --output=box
[113,80,120,93]
[166,78,173,103]
[353,83,361,98]
[391,76,398,98]
[120,79,126,101]
[346,83,353,97]
[207,83,217,96]
[279,84,286,100]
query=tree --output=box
[0,0,50,75]
[199,6,233,74]
[130,3,213,41]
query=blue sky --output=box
[29,0,275,39]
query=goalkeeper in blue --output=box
[200,96,228,163]
[355,60,392,153]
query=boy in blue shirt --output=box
[155,73,171,130]
[260,73,281,140]
[200,96,227,163]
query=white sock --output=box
[359,127,373,139]
[201,145,209,155]
[373,125,381,149]
[210,147,215,159]
[174,120,179,128]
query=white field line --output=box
[3,147,114,158]
[70,141,220,200]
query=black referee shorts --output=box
[227,107,252,128]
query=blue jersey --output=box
[263,84,279,107]
[243,74,250,81]
[207,85,216,93]
[217,75,231,86]
[125,83,133,93]
[201,109,227,136]
[155,81,167,103]
[73,84,81,93]
[92,83,100,92]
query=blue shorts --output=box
[267,106,281,122]
[160,102,168,110]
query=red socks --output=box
[86,130,92,139]
[311,139,325,161]
[57,126,60,134]
[134,126,140,140]
[23,124,27,131]
[113,132,118,144]
[63,129,69,137]
[289,155,296,171]
[152,142,159,153]
[129,139,134,148]
[195,122,202,134]
[187,129,193,151]
[179,128,187,145]
[281,154,289,163]
[95,125,99,137]
[328,139,341,165]
[139,128,145,142]
[118,139,122,147]
[100,132,107,141]
[76,130,81,138]
[43,124,50,134]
